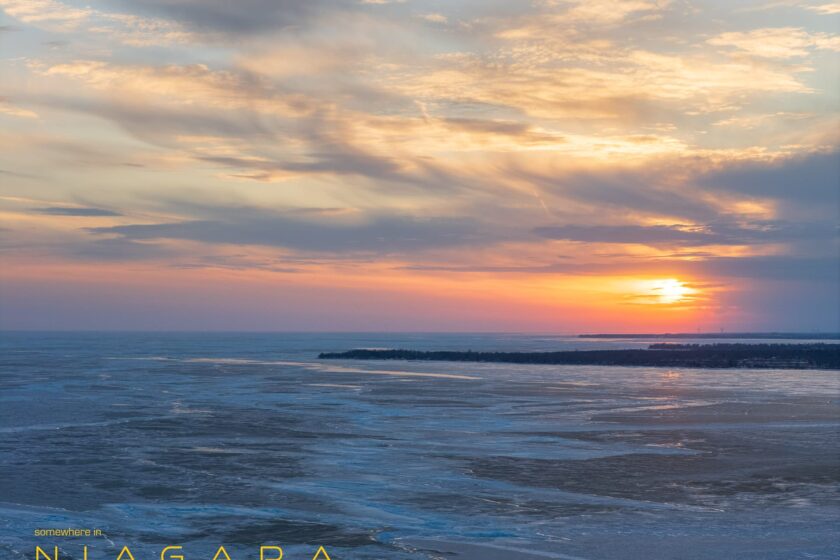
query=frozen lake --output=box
[1,332,838,559]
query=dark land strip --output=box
[319,343,840,370]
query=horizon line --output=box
[1,329,838,336]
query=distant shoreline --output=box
[579,332,840,340]
[320,343,840,370]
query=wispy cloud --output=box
[33,206,123,217]
[86,206,494,254]
[416,13,447,24]
[804,2,840,15]
[0,0,194,44]
[708,27,840,59]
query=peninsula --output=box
[319,343,840,370]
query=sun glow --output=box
[618,277,698,306]
[647,278,694,304]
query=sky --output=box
[0,0,838,332]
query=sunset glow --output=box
[644,279,695,305]
[0,0,837,332]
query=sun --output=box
[616,277,698,305]
[649,278,693,304]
